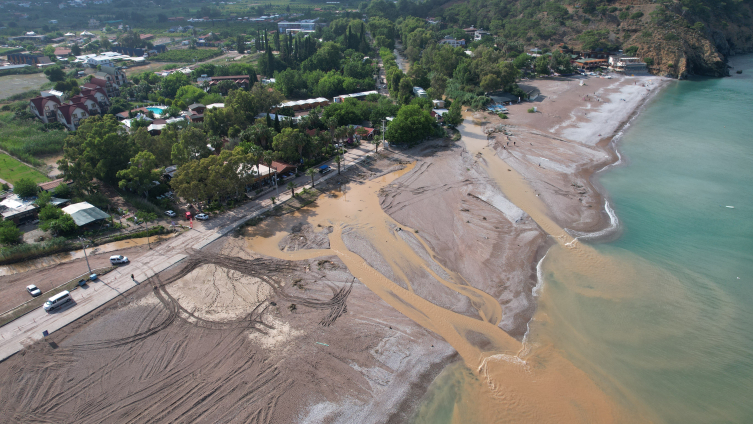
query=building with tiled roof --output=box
[29,95,62,124]
[56,103,90,131]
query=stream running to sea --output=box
[412,55,753,423]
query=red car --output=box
[185,211,192,220]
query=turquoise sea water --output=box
[413,55,753,423]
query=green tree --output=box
[38,203,62,222]
[58,115,136,189]
[287,181,296,197]
[534,55,550,75]
[171,127,211,165]
[117,151,162,198]
[444,100,463,128]
[272,128,305,163]
[480,74,502,92]
[398,76,414,105]
[334,155,342,174]
[47,213,76,235]
[0,221,22,245]
[13,178,38,198]
[160,71,191,98]
[386,105,436,146]
[236,35,246,54]
[305,167,317,188]
[43,66,65,82]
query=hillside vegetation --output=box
[368,0,753,78]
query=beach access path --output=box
[0,145,374,362]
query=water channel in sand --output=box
[0,233,178,276]
[245,132,632,422]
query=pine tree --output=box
[266,113,272,127]
[346,26,352,50]
[273,30,280,52]
[273,114,281,132]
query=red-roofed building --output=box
[56,103,90,131]
[80,84,110,111]
[28,95,62,124]
[69,93,103,116]
[271,161,296,174]
[54,47,71,56]
[37,178,72,193]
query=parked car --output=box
[165,210,177,217]
[319,165,332,174]
[185,211,192,220]
[195,213,209,221]
[110,255,129,264]
[26,284,42,297]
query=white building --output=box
[413,87,427,98]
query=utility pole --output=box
[79,237,92,275]
[382,119,386,149]
[145,218,150,249]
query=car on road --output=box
[110,255,129,264]
[43,290,71,312]
[195,213,209,221]
[185,211,192,220]
[26,284,42,297]
[165,210,177,217]
[319,165,332,174]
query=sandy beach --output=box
[0,74,669,423]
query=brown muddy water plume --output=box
[245,156,625,422]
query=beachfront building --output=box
[609,55,648,73]
[573,58,608,71]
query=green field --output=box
[0,47,24,55]
[0,154,50,185]
[0,112,67,166]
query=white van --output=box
[43,290,72,312]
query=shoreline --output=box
[572,77,673,242]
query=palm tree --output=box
[263,150,275,177]
[287,181,296,197]
[305,168,317,188]
[334,155,342,175]
[327,117,338,140]
[346,126,356,144]
[335,126,347,146]
[244,143,263,176]
[371,139,382,153]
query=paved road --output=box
[0,146,374,361]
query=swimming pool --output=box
[146,106,166,115]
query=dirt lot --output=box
[0,239,453,423]
[0,73,49,100]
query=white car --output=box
[110,255,129,264]
[26,284,42,297]
[195,213,209,221]
[165,210,177,217]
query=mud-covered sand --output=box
[0,74,667,423]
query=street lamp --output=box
[78,236,92,275]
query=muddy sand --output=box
[0,74,666,422]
